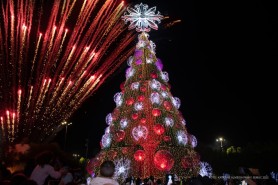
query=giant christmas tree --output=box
[87,3,201,182]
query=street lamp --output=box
[61,121,72,151]
[73,153,80,158]
[216,137,225,151]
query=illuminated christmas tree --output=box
[87,3,201,182]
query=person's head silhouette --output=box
[100,160,116,178]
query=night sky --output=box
[53,0,277,157]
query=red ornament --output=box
[161,85,167,91]
[134,150,146,161]
[114,130,125,142]
[140,118,147,124]
[163,101,172,111]
[122,147,128,154]
[120,82,125,91]
[132,113,139,120]
[181,156,192,169]
[150,72,158,79]
[152,109,161,117]
[137,95,145,101]
[112,109,120,120]
[154,150,174,171]
[126,97,134,105]
[153,124,165,135]
[163,136,171,142]
[140,85,147,92]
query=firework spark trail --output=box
[26,86,33,110]
[44,74,97,135]
[68,75,96,108]
[67,75,102,118]
[48,77,65,106]
[6,111,10,138]
[0,0,136,143]
[16,89,22,126]
[37,79,52,114]
[0,117,5,139]
[29,33,42,83]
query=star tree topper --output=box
[122,3,164,32]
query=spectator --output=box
[89,160,119,185]
[10,172,27,185]
[30,151,63,185]
[22,179,38,185]
[58,166,73,185]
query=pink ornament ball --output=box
[136,59,142,65]
[135,49,143,58]
[155,58,163,70]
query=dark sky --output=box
[53,0,277,157]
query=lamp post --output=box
[216,137,225,151]
[62,121,72,151]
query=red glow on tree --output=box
[134,150,146,161]
[163,101,172,111]
[120,82,125,91]
[114,130,125,142]
[163,136,171,142]
[140,118,147,124]
[132,113,139,120]
[161,84,167,91]
[154,150,174,171]
[153,124,165,135]
[126,97,135,105]
[150,72,158,78]
[140,85,147,92]
[152,109,161,116]
[138,95,145,101]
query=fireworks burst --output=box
[0,0,136,143]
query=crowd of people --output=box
[0,149,83,185]
[1,146,278,185]
[1,153,210,185]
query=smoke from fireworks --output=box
[0,0,136,143]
